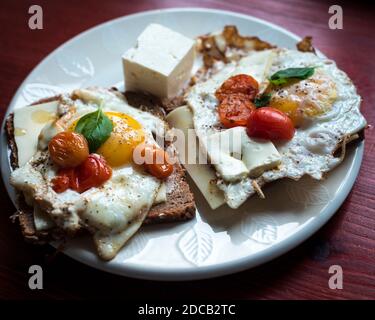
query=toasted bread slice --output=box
[5,90,195,243]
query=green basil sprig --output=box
[75,103,113,152]
[254,93,271,108]
[269,67,315,85]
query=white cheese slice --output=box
[166,106,225,210]
[13,101,58,166]
[206,128,249,181]
[241,136,282,178]
[37,119,64,151]
[122,23,195,98]
[154,183,167,204]
[206,127,281,182]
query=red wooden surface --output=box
[0,0,374,300]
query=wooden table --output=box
[1,0,374,300]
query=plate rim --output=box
[0,7,365,281]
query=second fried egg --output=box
[187,48,367,208]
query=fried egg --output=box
[11,88,169,260]
[268,69,337,126]
[187,48,367,208]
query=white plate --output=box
[1,8,364,281]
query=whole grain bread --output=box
[5,90,195,243]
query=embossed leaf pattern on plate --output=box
[286,179,330,206]
[121,231,148,259]
[178,226,213,266]
[22,83,63,104]
[56,50,95,78]
[241,215,278,244]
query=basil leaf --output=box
[254,93,271,108]
[269,67,315,85]
[75,107,113,152]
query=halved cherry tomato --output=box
[247,107,295,140]
[137,144,173,179]
[52,154,112,193]
[51,175,70,193]
[75,154,112,193]
[218,94,255,128]
[215,74,259,101]
[58,167,79,191]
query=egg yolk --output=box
[269,71,337,126]
[70,111,145,167]
[97,112,145,167]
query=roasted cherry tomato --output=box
[145,148,174,179]
[218,94,255,128]
[215,74,259,101]
[49,132,89,168]
[58,167,79,191]
[52,154,112,193]
[246,107,295,140]
[51,175,70,193]
[137,144,173,179]
[75,154,112,193]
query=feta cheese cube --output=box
[122,23,195,98]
